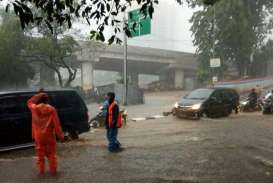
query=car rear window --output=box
[0,97,19,115]
[49,91,85,110]
[0,91,86,115]
[0,95,31,115]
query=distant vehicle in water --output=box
[0,90,90,151]
[239,97,263,112]
[172,88,239,119]
[262,92,273,114]
[89,106,128,128]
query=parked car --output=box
[172,88,239,119]
[0,90,90,151]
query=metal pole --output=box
[123,16,128,105]
[212,5,216,59]
[212,5,216,84]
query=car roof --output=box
[194,87,238,94]
[214,87,237,91]
[0,89,76,96]
[195,88,215,91]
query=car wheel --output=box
[64,131,71,141]
[195,112,203,120]
[263,108,270,115]
[172,108,177,116]
[204,110,211,118]
[223,107,232,117]
[239,106,243,112]
[193,113,200,120]
[69,130,79,140]
[91,120,99,128]
[234,106,239,114]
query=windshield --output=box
[184,89,213,100]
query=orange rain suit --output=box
[27,94,64,175]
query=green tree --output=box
[0,12,34,89]
[17,8,81,88]
[25,33,80,88]
[251,40,273,77]
[190,0,273,81]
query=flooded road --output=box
[0,92,273,183]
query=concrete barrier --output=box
[214,77,273,94]
[97,83,144,105]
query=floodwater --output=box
[0,91,273,183]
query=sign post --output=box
[128,9,151,37]
[210,58,221,68]
[212,76,218,84]
[122,9,151,105]
[210,58,221,87]
[123,16,128,105]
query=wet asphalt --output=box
[0,91,273,183]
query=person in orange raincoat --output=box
[27,93,64,175]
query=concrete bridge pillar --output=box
[174,69,185,89]
[159,73,168,82]
[81,62,94,91]
[76,41,106,92]
[130,72,139,87]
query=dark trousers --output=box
[106,128,120,151]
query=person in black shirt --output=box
[248,88,258,109]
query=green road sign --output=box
[128,9,151,37]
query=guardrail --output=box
[214,77,273,94]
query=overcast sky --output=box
[66,0,197,53]
[127,0,196,53]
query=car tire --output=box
[193,113,200,120]
[204,110,212,118]
[195,112,203,120]
[234,106,239,114]
[91,120,99,128]
[239,106,243,112]
[69,130,79,140]
[263,108,271,115]
[223,107,232,117]
[172,108,177,116]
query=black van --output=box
[173,88,239,119]
[0,90,90,151]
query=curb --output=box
[131,115,165,122]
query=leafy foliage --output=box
[17,12,80,88]
[250,40,273,77]
[190,0,273,81]
[25,33,80,88]
[0,12,35,89]
[2,0,217,44]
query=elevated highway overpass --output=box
[75,41,198,91]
